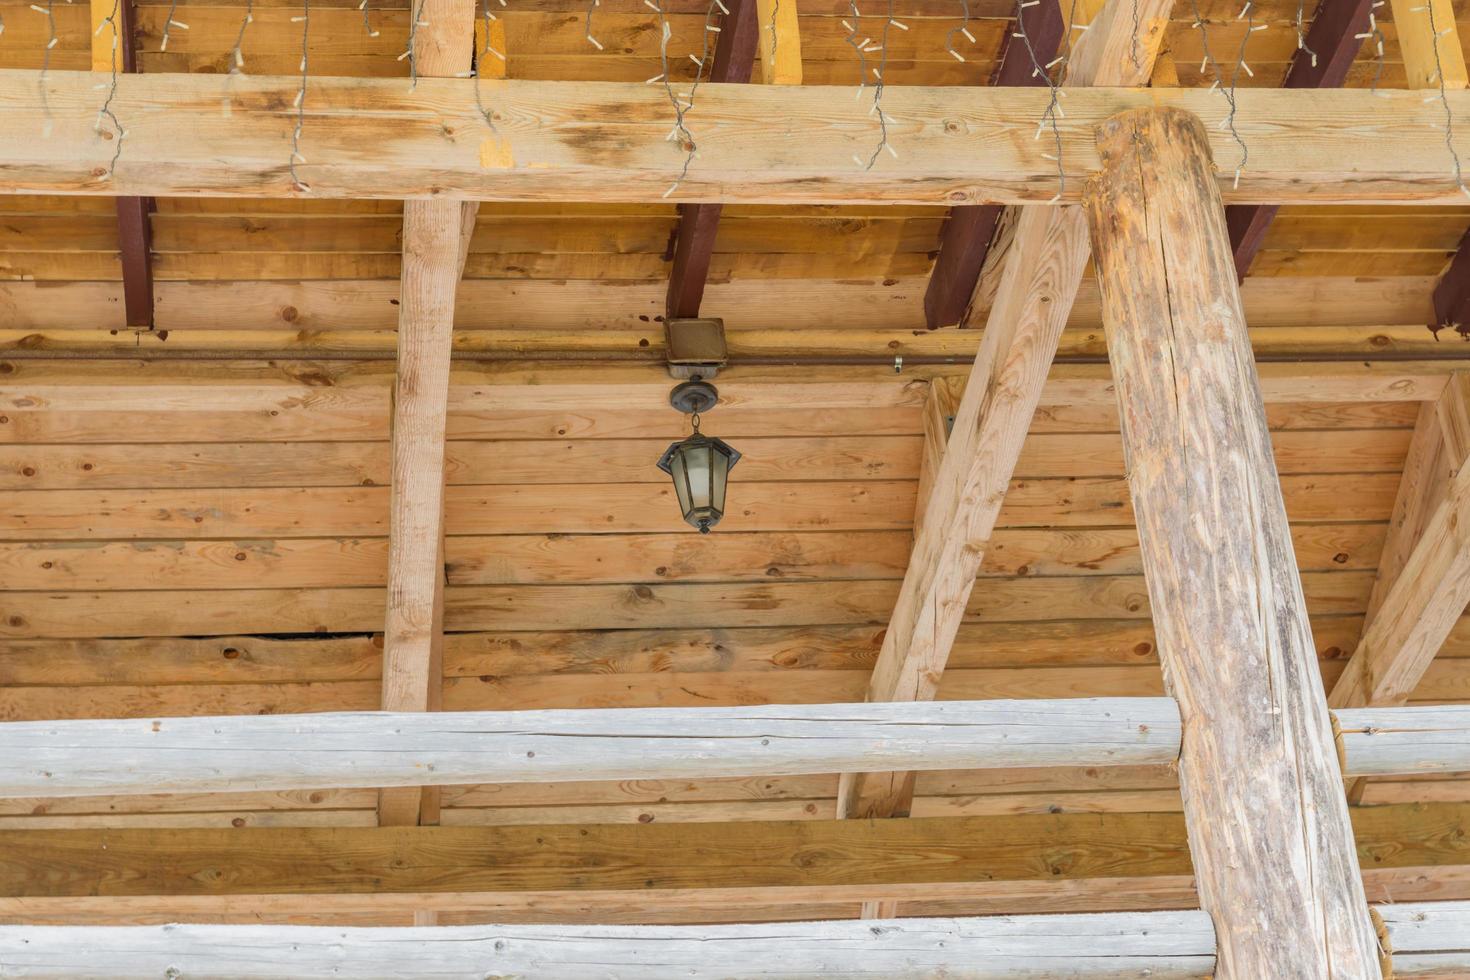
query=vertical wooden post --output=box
[1084,107,1382,978]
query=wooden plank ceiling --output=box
[6,0,1470,929]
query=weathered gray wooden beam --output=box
[0,913,1219,978]
[0,699,1179,799]
[4,902,1470,977]
[8,701,1470,799]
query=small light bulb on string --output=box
[230,0,255,71]
[358,0,379,38]
[159,0,188,52]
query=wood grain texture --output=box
[0,911,1218,976]
[1364,397,1461,625]
[838,204,1090,820]
[1328,461,1470,708]
[1338,705,1470,776]
[0,913,1221,978]
[0,699,1181,798]
[1084,106,1380,977]
[1388,0,1467,90]
[0,804,1465,916]
[1380,901,1470,976]
[8,73,1470,203]
[1332,376,1470,712]
[379,200,463,827]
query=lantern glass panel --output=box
[689,441,716,510]
[668,449,694,516]
[710,443,730,514]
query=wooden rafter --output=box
[377,0,477,829]
[10,74,1470,204]
[921,0,1064,330]
[664,0,761,320]
[1330,374,1470,713]
[838,0,1169,824]
[1224,0,1374,280]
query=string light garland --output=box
[585,0,603,50]
[1012,0,1067,201]
[289,0,311,191]
[472,0,503,132]
[358,0,380,38]
[1130,0,1141,70]
[92,0,125,177]
[1292,0,1317,70]
[1186,0,1247,189]
[229,0,255,70]
[401,0,424,86]
[766,0,780,65]
[649,0,723,197]
[34,0,58,136]
[855,0,897,170]
[1415,0,1470,199]
[158,0,188,52]
[1223,0,1260,187]
[1363,0,1387,92]
[840,0,869,93]
[943,0,974,62]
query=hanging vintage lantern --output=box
[657,380,741,533]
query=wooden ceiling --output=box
[6,0,1470,931]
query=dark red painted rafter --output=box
[114,0,155,330]
[1432,229,1470,331]
[664,0,759,320]
[921,0,1064,330]
[1225,0,1372,281]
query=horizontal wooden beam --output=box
[8,903,1470,976]
[0,356,1465,407]
[2,805,1467,918]
[9,702,1470,800]
[1338,705,1470,776]
[0,700,1180,799]
[7,72,1470,204]
[0,913,1219,977]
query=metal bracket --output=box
[665,317,728,379]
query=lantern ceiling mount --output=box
[668,379,719,415]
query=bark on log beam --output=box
[1084,105,1382,977]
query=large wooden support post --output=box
[1084,107,1382,978]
